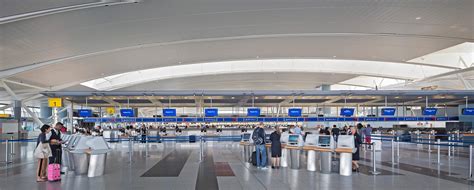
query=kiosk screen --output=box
[288,135,299,144]
[318,136,331,147]
[242,133,251,141]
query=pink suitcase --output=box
[48,149,62,182]
[47,163,61,181]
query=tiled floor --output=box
[0,141,473,190]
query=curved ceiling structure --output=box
[0,0,473,102]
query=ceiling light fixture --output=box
[416,17,422,20]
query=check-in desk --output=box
[335,135,355,176]
[303,134,335,173]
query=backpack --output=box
[252,128,263,145]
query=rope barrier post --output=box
[391,137,397,166]
[428,134,432,152]
[448,136,452,159]
[145,135,149,158]
[469,145,473,181]
[4,139,9,164]
[199,135,203,162]
[370,142,381,175]
[437,139,441,164]
[128,137,132,164]
[396,136,400,162]
[10,136,15,157]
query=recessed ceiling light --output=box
[418,96,422,99]
[333,56,337,58]
[416,17,422,20]
[113,97,116,99]
[371,96,376,99]
[440,96,445,99]
[231,97,235,99]
[160,97,164,99]
[137,97,140,99]
[184,97,188,99]
[394,96,400,99]
[278,97,282,99]
[255,97,259,99]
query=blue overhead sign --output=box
[288,108,302,117]
[381,108,396,116]
[423,108,438,116]
[462,108,474,115]
[78,109,92,117]
[205,108,218,117]
[247,108,261,117]
[120,109,134,117]
[340,108,355,117]
[163,109,177,117]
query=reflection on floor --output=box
[0,141,473,190]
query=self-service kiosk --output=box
[280,132,289,167]
[336,135,355,176]
[240,133,253,163]
[304,134,335,173]
[286,134,304,169]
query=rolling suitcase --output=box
[250,151,258,166]
[48,150,61,182]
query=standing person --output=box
[331,125,340,142]
[294,124,303,136]
[269,126,282,169]
[350,125,363,172]
[35,125,52,182]
[252,123,268,169]
[365,124,373,149]
[49,122,63,171]
[341,125,348,135]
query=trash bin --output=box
[71,151,90,175]
[88,150,109,177]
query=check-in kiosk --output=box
[304,134,335,173]
[240,133,253,163]
[69,135,111,177]
[286,134,304,169]
[265,134,272,165]
[336,135,355,176]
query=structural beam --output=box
[0,80,19,100]
[22,105,44,126]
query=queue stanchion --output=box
[145,135,149,158]
[370,142,381,175]
[396,136,400,163]
[391,137,396,166]
[448,136,452,159]
[10,137,15,158]
[128,137,132,164]
[469,145,473,181]
[199,135,203,162]
[2,139,11,164]
[428,134,432,152]
[437,139,441,164]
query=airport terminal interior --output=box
[1,0,474,190]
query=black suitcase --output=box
[250,151,258,166]
[189,135,196,143]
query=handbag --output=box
[34,143,52,159]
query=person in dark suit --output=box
[49,122,63,169]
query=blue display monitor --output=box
[462,108,474,115]
[78,109,92,117]
[120,109,134,117]
[423,108,438,116]
[288,108,302,117]
[247,108,261,117]
[288,134,299,144]
[340,108,355,116]
[381,108,396,116]
[205,108,218,117]
[163,109,177,117]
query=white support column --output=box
[0,80,18,100]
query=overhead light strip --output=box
[0,0,139,25]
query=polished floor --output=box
[0,140,473,190]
